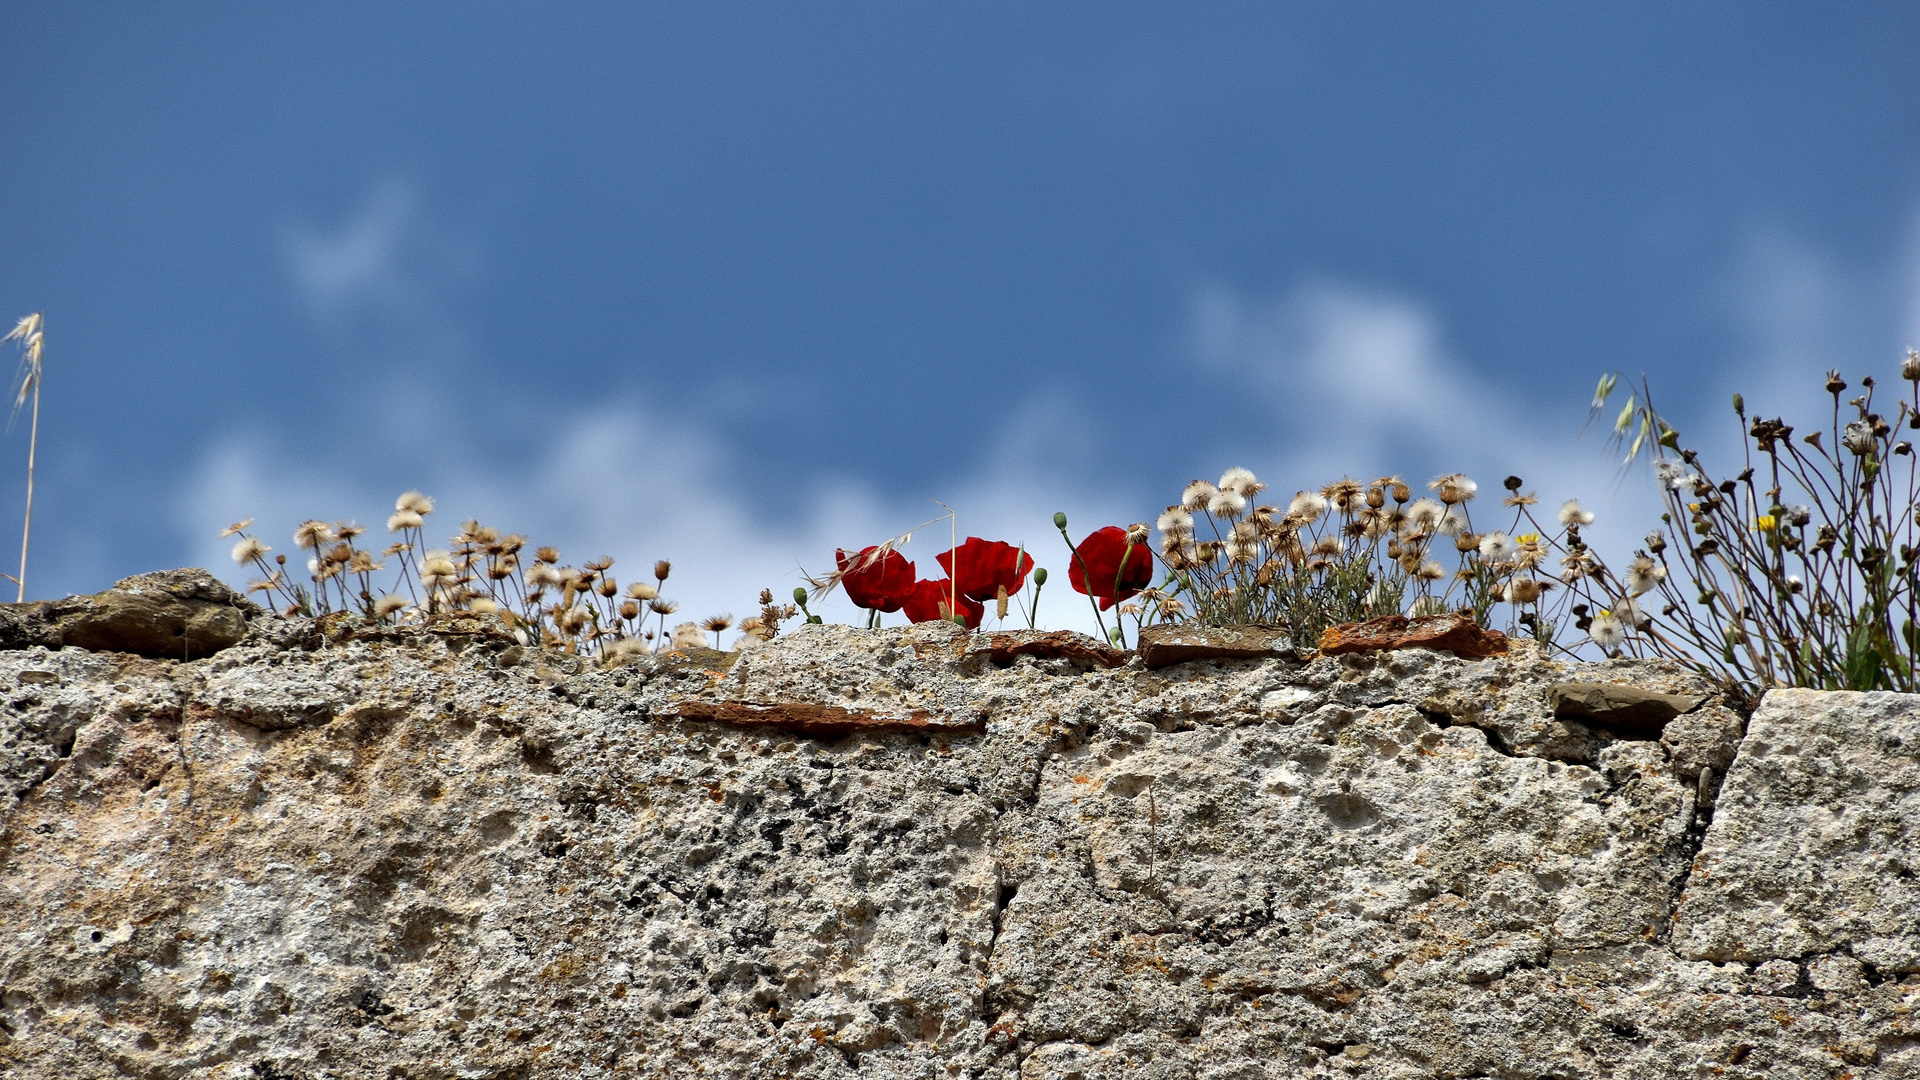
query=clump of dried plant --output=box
[1573,358,1920,700]
[220,491,759,659]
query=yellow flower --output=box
[1515,532,1539,545]
[1753,515,1777,532]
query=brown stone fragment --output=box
[661,700,986,738]
[1548,681,1706,735]
[1135,624,1299,669]
[2,568,257,660]
[970,630,1126,669]
[1317,613,1508,660]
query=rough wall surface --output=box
[0,613,1915,1079]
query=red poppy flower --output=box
[934,537,1036,603]
[836,546,916,612]
[1067,526,1154,610]
[900,578,985,629]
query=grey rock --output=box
[1,615,1915,1079]
[1672,687,1920,970]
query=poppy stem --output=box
[1110,541,1141,649]
[1054,515,1109,644]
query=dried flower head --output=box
[395,491,435,515]
[294,520,334,550]
[1843,420,1877,456]
[1288,491,1328,522]
[1558,500,1595,527]
[650,598,680,616]
[1478,532,1517,562]
[627,582,658,601]
[1207,488,1247,519]
[1904,350,1920,382]
[470,597,500,615]
[231,537,268,564]
[387,510,423,532]
[1624,555,1665,596]
[1322,478,1364,513]
[601,638,647,666]
[534,546,560,564]
[527,564,563,589]
[654,560,672,581]
[669,621,705,651]
[1218,466,1263,498]
[1416,560,1446,582]
[1403,498,1444,536]
[1431,474,1477,504]
[1509,577,1542,603]
[221,519,254,538]
[1181,480,1218,512]
[1157,507,1194,537]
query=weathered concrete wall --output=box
[0,611,1914,1078]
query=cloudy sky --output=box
[1,5,1917,631]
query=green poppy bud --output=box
[1731,393,1744,415]
[1053,511,1068,530]
[1033,567,1048,586]
[792,586,808,605]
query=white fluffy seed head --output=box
[395,491,435,515]
[1431,474,1477,504]
[1478,532,1517,562]
[1157,507,1194,537]
[231,537,268,564]
[1288,491,1328,522]
[1625,555,1665,596]
[1218,466,1262,498]
[372,594,408,618]
[1403,498,1444,535]
[1558,500,1595,527]
[1182,480,1218,512]
[1589,613,1626,651]
[387,510,423,533]
[1207,489,1247,519]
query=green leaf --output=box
[1844,620,1884,691]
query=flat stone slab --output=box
[1318,612,1509,660]
[1548,681,1706,735]
[969,629,1126,668]
[659,699,987,738]
[1136,624,1294,668]
[1672,688,1920,969]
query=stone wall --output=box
[0,587,1915,1078]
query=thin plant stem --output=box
[17,375,35,602]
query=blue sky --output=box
[2,5,1917,628]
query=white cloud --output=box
[1183,279,1657,556]
[284,181,420,321]
[181,392,1148,639]
[183,261,1669,644]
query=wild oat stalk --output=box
[3,314,44,602]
